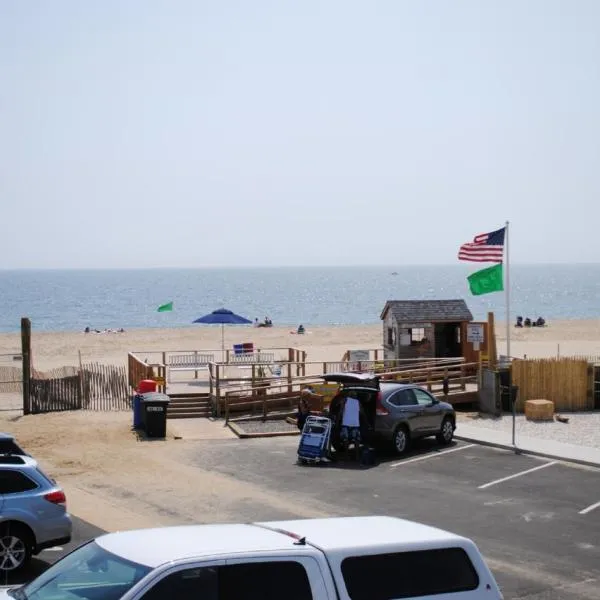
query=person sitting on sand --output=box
[297,324,305,334]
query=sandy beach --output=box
[0,319,599,534]
[1,320,600,371]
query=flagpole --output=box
[505,220,510,359]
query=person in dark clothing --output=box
[296,397,311,431]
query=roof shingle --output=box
[381,300,473,323]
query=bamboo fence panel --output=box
[511,358,593,412]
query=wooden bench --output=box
[228,352,275,365]
[167,353,215,381]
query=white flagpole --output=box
[505,220,510,359]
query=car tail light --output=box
[375,391,389,416]
[44,490,66,505]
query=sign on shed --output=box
[466,323,485,351]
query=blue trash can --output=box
[133,394,144,429]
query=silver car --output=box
[325,373,456,456]
[0,454,72,573]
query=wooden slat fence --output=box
[30,363,130,413]
[511,357,594,412]
[81,363,130,410]
[30,375,82,413]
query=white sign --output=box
[467,323,485,344]
[399,323,432,329]
[349,350,370,362]
[146,406,164,412]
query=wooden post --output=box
[287,363,292,394]
[427,370,432,392]
[251,364,256,396]
[21,318,31,415]
[487,312,497,369]
[460,365,466,390]
[215,364,221,417]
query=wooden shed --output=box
[381,299,488,362]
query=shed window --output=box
[387,328,394,346]
[410,328,425,343]
[341,547,479,599]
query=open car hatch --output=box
[322,372,380,389]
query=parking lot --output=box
[174,436,600,600]
[3,437,598,599]
[0,516,105,587]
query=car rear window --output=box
[341,547,480,599]
[0,469,39,494]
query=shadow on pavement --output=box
[0,556,51,588]
[296,438,463,470]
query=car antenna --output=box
[293,536,307,546]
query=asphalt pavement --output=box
[176,435,600,600]
[0,516,105,588]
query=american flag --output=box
[458,227,505,263]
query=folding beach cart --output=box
[297,415,332,464]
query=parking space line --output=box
[390,444,476,468]
[478,461,557,489]
[579,501,600,515]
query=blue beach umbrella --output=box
[193,308,252,352]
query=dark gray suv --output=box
[325,373,456,455]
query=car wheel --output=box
[0,525,32,573]
[392,426,410,456]
[436,417,454,445]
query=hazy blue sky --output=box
[1,1,599,268]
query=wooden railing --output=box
[329,357,466,375]
[127,352,166,393]
[217,360,479,421]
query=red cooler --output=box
[137,379,157,394]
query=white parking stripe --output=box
[478,461,557,489]
[390,444,476,468]
[579,501,600,515]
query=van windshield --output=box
[17,541,151,600]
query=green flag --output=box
[467,264,504,296]
[157,301,173,312]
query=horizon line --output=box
[1,262,600,272]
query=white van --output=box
[3,516,503,599]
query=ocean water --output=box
[0,265,599,333]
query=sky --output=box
[1,0,599,268]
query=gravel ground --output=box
[458,411,600,449]
[231,418,299,435]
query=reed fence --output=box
[511,357,594,412]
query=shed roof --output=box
[381,300,473,323]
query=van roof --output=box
[96,517,465,568]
